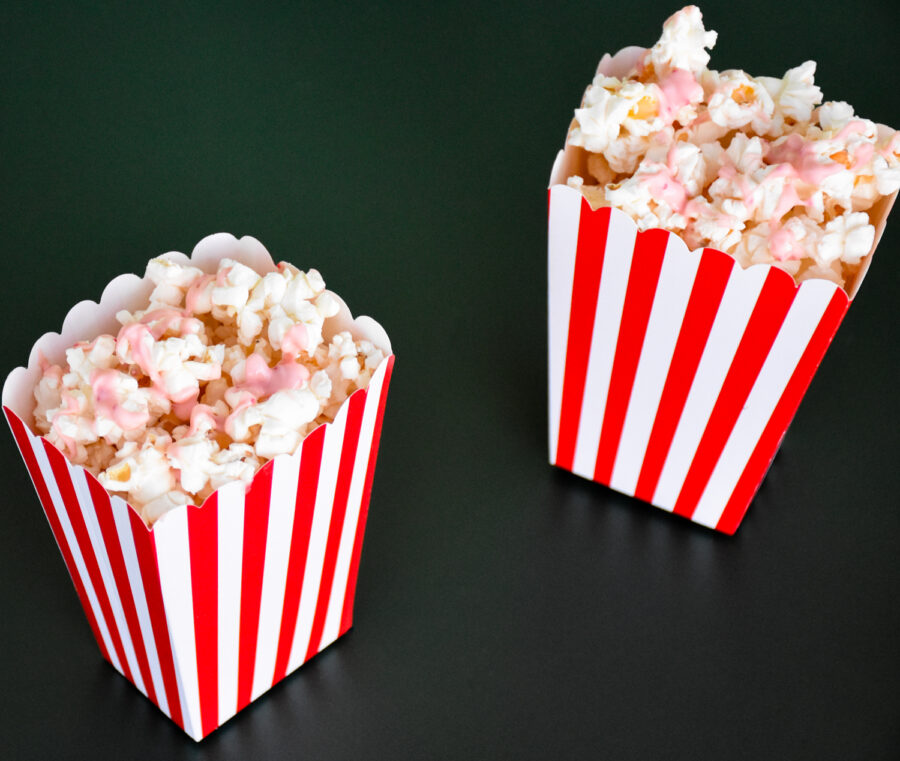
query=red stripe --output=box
[187,495,219,737]
[85,475,158,706]
[633,250,734,503]
[44,442,133,684]
[4,411,110,663]
[340,356,395,636]
[673,268,798,519]
[593,228,668,485]
[716,290,849,534]
[554,203,611,471]
[131,510,185,729]
[304,390,366,661]
[271,425,325,684]
[236,461,273,711]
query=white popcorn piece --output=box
[99,439,178,508]
[245,271,288,314]
[65,335,118,385]
[167,434,219,495]
[309,369,333,402]
[339,356,360,381]
[328,331,359,360]
[33,369,63,434]
[281,267,326,318]
[604,132,657,174]
[750,165,806,223]
[252,388,321,459]
[185,274,215,314]
[769,215,824,263]
[146,258,206,309]
[208,444,260,492]
[758,61,822,131]
[210,259,262,327]
[665,140,708,196]
[604,176,657,229]
[872,154,900,196]
[619,81,667,137]
[571,81,640,155]
[816,101,855,132]
[706,70,775,133]
[648,5,717,75]
[266,305,298,353]
[724,133,766,174]
[146,257,204,289]
[818,211,875,265]
[730,222,802,274]
[315,290,340,319]
[142,491,193,525]
[262,388,320,431]
[360,341,385,371]
[683,197,745,253]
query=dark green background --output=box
[2,2,898,758]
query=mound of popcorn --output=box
[566,5,900,287]
[33,257,385,524]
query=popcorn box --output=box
[2,234,395,740]
[548,49,896,534]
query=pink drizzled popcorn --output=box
[566,6,900,287]
[33,257,385,524]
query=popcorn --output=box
[818,211,875,266]
[604,131,658,174]
[208,444,260,493]
[648,5,717,75]
[706,69,775,133]
[571,78,645,155]
[33,255,386,525]
[566,6,898,289]
[873,153,900,196]
[723,132,765,174]
[683,197,745,253]
[146,259,205,308]
[817,101,855,132]
[757,60,822,132]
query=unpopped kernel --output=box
[34,257,385,525]
[566,6,899,287]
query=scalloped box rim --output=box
[2,232,395,535]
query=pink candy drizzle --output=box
[91,369,151,430]
[656,69,703,125]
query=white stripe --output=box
[610,236,700,495]
[653,263,766,511]
[216,481,245,726]
[250,457,299,700]
[30,434,120,671]
[69,467,144,694]
[571,210,637,480]
[547,186,582,464]
[110,496,169,717]
[286,405,346,673]
[691,280,837,527]
[320,362,386,648]
[153,509,201,741]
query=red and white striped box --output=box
[548,117,896,534]
[2,234,395,740]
